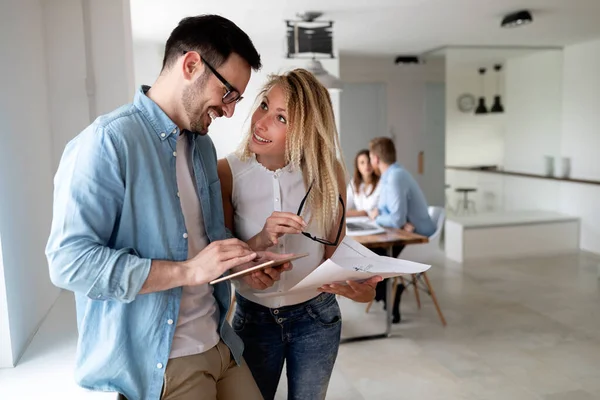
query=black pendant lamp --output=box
[491,64,504,113]
[475,68,488,115]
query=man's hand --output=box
[318,276,383,303]
[183,239,257,285]
[234,251,295,290]
[257,212,307,249]
[368,208,379,220]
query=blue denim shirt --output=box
[45,86,243,400]
[375,163,436,237]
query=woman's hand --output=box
[233,251,295,290]
[317,276,383,303]
[257,212,307,249]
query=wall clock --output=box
[457,93,476,113]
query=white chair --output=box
[394,206,447,326]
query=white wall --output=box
[445,51,506,168]
[444,50,507,210]
[0,232,12,367]
[88,0,136,116]
[502,50,564,212]
[0,0,59,367]
[47,0,134,168]
[0,0,135,367]
[132,35,341,160]
[339,54,445,175]
[338,82,387,173]
[43,0,91,170]
[133,40,164,90]
[560,38,600,254]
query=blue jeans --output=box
[233,293,342,400]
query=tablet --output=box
[209,253,309,285]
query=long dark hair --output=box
[352,149,379,197]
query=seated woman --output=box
[346,149,381,217]
[218,68,381,400]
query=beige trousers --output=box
[118,341,263,400]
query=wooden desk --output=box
[353,229,429,249]
[341,228,428,344]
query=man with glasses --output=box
[45,15,283,400]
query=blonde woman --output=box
[218,69,382,400]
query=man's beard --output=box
[182,72,210,134]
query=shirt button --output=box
[172,128,177,134]
[97,294,102,299]
[160,133,166,138]
[273,310,279,315]
[156,363,163,369]
[177,191,180,198]
[167,319,174,325]
[275,198,280,202]
[183,233,188,239]
[277,318,283,323]
[173,151,177,157]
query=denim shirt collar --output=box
[134,85,179,141]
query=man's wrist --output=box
[173,260,204,286]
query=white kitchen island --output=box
[444,210,580,263]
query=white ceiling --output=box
[130,0,600,56]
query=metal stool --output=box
[454,188,477,215]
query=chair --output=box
[396,206,447,326]
[366,206,447,326]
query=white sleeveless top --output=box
[226,153,325,308]
[347,181,381,212]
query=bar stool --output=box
[455,188,477,215]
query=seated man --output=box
[368,137,435,236]
[368,137,436,323]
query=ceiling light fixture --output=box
[501,10,533,28]
[305,59,343,91]
[475,68,488,115]
[286,11,342,91]
[490,64,504,113]
[395,56,421,65]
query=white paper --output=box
[345,216,386,236]
[254,236,430,298]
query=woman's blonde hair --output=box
[237,68,347,237]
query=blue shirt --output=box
[45,86,243,400]
[375,163,436,237]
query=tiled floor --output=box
[2,250,600,400]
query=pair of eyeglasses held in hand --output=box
[296,183,345,247]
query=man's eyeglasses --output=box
[296,183,345,247]
[182,51,243,104]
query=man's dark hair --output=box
[161,15,261,72]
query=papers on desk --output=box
[253,236,430,298]
[345,216,386,236]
